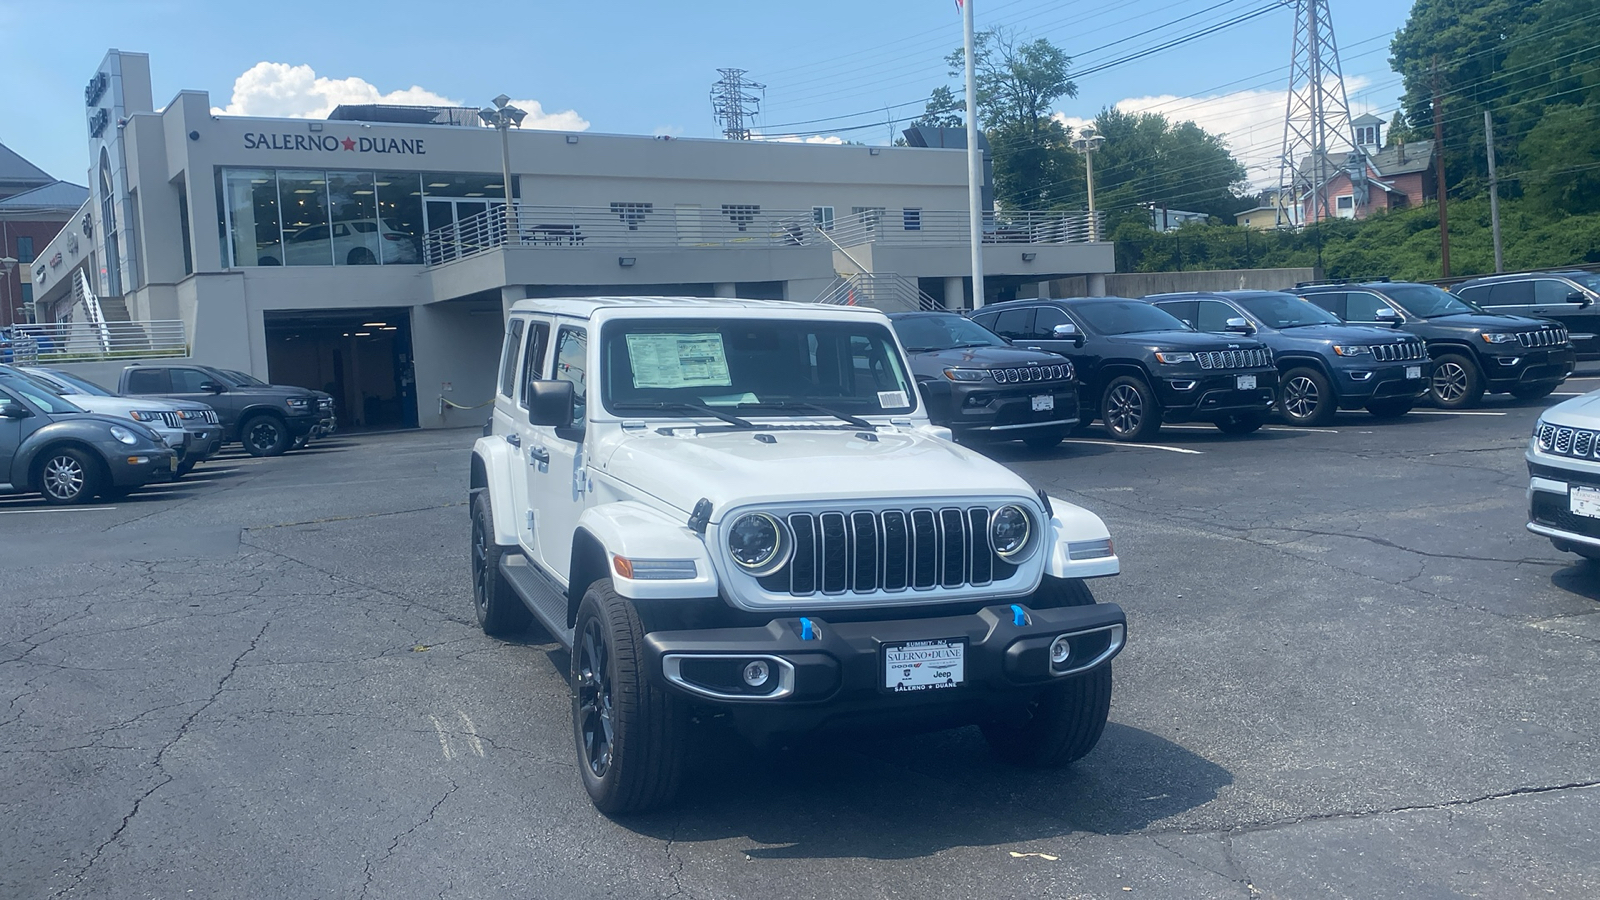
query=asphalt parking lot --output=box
[4,377,1599,900]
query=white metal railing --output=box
[827,209,1105,247]
[424,204,822,265]
[72,268,112,353]
[815,273,940,312]
[8,320,189,363]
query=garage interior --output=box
[264,307,419,431]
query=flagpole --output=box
[962,0,985,310]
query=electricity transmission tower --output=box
[710,68,765,140]
[1277,0,1356,228]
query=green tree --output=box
[1089,108,1250,225]
[1517,103,1600,215]
[909,85,964,130]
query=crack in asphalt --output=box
[356,781,460,900]
[50,620,271,899]
[252,501,467,531]
[237,535,473,627]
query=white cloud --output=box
[211,62,589,131]
[753,131,847,145]
[1055,76,1384,190]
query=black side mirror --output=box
[1567,291,1591,307]
[526,380,575,427]
[0,400,31,419]
[200,381,226,394]
[1224,317,1256,335]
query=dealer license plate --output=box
[1031,394,1054,412]
[1571,486,1600,519]
[1406,365,1422,379]
[884,639,965,692]
[168,456,178,473]
[1235,375,1257,390]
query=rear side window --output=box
[126,369,170,393]
[499,319,525,399]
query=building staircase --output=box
[814,273,941,313]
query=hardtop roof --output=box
[506,296,886,320]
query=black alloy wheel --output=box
[469,492,532,636]
[1428,353,1485,409]
[1101,376,1162,442]
[575,616,616,782]
[37,448,101,505]
[1279,367,1336,426]
[240,415,290,457]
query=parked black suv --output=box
[971,297,1278,440]
[1452,270,1600,361]
[1292,281,1574,408]
[118,363,322,456]
[888,311,1080,448]
[1145,290,1431,425]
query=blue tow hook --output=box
[1010,604,1029,627]
[800,617,817,640]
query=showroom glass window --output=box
[222,169,283,266]
[279,171,333,266]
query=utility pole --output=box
[1432,58,1450,278]
[1484,110,1503,273]
[710,68,765,141]
[962,0,985,310]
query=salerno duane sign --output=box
[243,133,427,155]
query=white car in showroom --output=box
[261,218,420,266]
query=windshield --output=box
[1072,300,1191,336]
[217,369,270,388]
[600,319,917,418]
[0,373,87,414]
[1570,273,1600,292]
[1235,292,1342,328]
[29,369,114,396]
[891,314,1007,351]
[1384,284,1479,317]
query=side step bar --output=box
[499,552,575,648]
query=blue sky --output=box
[2,0,1415,189]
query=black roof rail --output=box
[1294,276,1391,288]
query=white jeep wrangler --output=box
[469,297,1127,813]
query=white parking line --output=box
[1408,410,1508,416]
[1061,439,1203,455]
[0,506,116,515]
[1161,424,1341,434]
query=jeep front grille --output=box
[157,411,183,428]
[1195,348,1271,370]
[1370,341,1427,362]
[1516,328,1567,349]
[772,507,1015,596]
[1538,422,1599,460]
[991,364,1071,384]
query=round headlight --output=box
[727,512,790,574]
[108,425,139,446]
[990,505,1032,559]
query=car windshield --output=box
[1235,293,1342,328]
[29,369,114,396]
[600,318,917,418]
[1384,284,1479,317]
[1570,273,1600,292]
[1072,300,1191,335]
[891,314,1007,351]
[0,373,87,414]
[217,369,269,388]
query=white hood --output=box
[596,426,1036,519]
[1545,389,1600,426]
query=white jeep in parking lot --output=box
[469,297,1127,813]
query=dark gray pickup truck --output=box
[119,364,325,457]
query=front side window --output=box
[891,314,1006,351]
[170,368,215,393]
[552,326,588,430]
[990,308,1034,341]
[125,369,169,393]
[599,319,915,418]
[1031,307,1071,338]
[1345,292,1393,322]
[1195,300,1240,333]
[518,322,551,409]
[499,319,525,399]
[1382,284,1476,318]
[1534,279,1577,304]
[1235,293,1341,328]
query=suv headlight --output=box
[1481,332,1518,344]
[943,368,987,382]
[1332,345,1372,357]
[128,410,168,422]
[1154,351,1196,365]
[990,505,1034,560]
[108,425,140,446]
[727,512,792,575]
[285,397,311,411]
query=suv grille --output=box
[1371,341,1427,362]
[1537,423,1600,460]
[991,364,1071,384]
[769,508,1017,596]
[157,411,183,428]
[1516,328,1567,349]
[1196,348,1271,370]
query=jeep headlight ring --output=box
[990,505,1033,560]
[727,512,792,575]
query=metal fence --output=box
[5,320,188,364]
[827,209,1104,248]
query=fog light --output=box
[1049,635,1072,666]
[1498,357,1521,366]
[1169,380,1197,391]
[742,660,771,688]
[126,456,150,465]
[1348,371,1373,381]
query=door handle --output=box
[529,446,549,465]
[504,433,520,447]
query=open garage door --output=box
[264,307,418,431]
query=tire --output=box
[290,434,310,451]
[1365,398,1414,419]
[36,447,102,506]
[1278,366,1337,426]
[347,247,376,266]
[470,492,532,637]
[1213,412,1266,435]
[980,577,1112,767]
[572,579,688,814]
[1428,353,1485,409]
[1101,376,1163,442]
[1511,384,1558,401]
[1022,428,1067,450]
[240,414,291,457]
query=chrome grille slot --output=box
[1372,341,1426,362]
[1576,430,1596,458]
[819,513,848,594]
[967,508,992,586]
[1517,329,1563,349]
[1556,428,1574,454]
[851,512,878,593]
[1540,423,1600,460]
[1196,348,1270,369]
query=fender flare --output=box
[1041,495,1120,579]
[575,501,719,600]
[470,436,521,547]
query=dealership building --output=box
[32,50,1112,430]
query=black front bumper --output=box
[642,601,1125,742]
[1334,360,1432,407]
[1483,347,1575,391]
[105,446,179,486]
[925,382,1080,436]
[1154,369,1278,422]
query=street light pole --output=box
[0,257,15,329]
[479,94,527,245]
[1072,126,1106,242]
[962,0,985,310]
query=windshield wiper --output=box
[739,400,873,429]
[612,401,756,429]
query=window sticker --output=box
[626,333,733,389]
[877,391,909,408]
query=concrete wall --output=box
[1049,267,1320,298]
[410,298,504,430]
